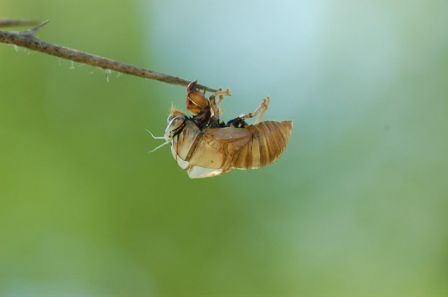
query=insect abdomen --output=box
[232,120,293,169]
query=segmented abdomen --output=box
[232,120,293,169]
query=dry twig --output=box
[0,20,218,92]
[0,19,39,28]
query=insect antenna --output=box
[149,141,170,153]
[145,129,165,140]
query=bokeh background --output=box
[1,0,448,296]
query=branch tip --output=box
[0,19,221,92]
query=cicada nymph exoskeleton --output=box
[149,81,293,178]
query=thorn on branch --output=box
[24,20,50,35]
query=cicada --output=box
[149,81,293,178]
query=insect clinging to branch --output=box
[149,81,293,178]
[0,19,293,179]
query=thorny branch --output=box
[0,20,218,92]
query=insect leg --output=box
[209,95,219,118]
[211,88,230,117]
[227,117,247,128]
[214,88,231,97]
[255,96,270,124]
[238,97,270,124]
[207,95,225,127]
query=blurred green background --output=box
[1,0,448,296]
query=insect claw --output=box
[187,80,198,94]
[214,88,231,97]
[146,129,165,140]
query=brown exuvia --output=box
[149,81,293,178]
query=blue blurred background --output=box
[1,0,448,296]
